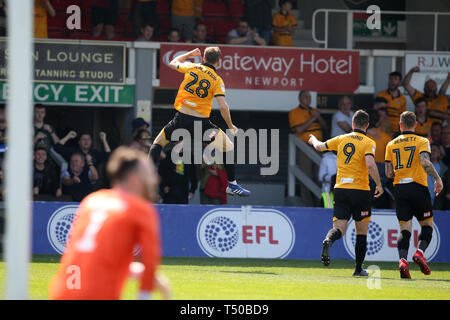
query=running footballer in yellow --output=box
[385,111,443,279]
[309,110,384,277]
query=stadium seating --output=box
[45,0,244,43]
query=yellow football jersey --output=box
[325,130,376,191]
[385,132,431,187]
[174,62,226,117]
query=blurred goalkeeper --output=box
[49,147,170,300]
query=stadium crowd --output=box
[1,0,299,46]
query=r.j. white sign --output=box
[405,52,450,95]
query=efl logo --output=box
[343,211,441,261]
[47,205,79,254]
[196,207,295,258]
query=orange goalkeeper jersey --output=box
[49,188,161,300]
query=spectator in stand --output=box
[129,117,150,149]
[372,97,393,137]
[199,161,228,205]
[131,129,152,154]
[318,151,337,208]
[442,108,450,127]
[34,0,55,39]
[430,122,443,145]
[272,0,297,47]
[0,1,7,37]
[227,17,266,46]
[190,23,214,44]
[367,109,393,209]
[136,22,155,41]
[289,90,327,206]
[244,0,274,45]
[428,143,447,207]
[330,96,354,138]
[167,27,181,42]
[129,0,160,39]
[415,97,434,138]
[33,147,61,199]
[289,90,327,143]
[91,0,118,40]
[158,142,197,204]
[403,66,449,124]
[33,104,68,174]
[170,0,201,42]
[55,131,111,170]
[61,152,99,202]
[441,126,450,167]
[375,71,406,134]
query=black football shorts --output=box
[163,112,220,142]
[394,182,433,223]
[333,188,372,222]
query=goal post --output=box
[4,0,34,300]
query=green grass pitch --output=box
[1,256,449,299]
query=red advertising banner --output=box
[159,44,360,93]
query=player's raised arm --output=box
[420,152,443,196]
[308,134,327,152]
[365,154,384,198]
[168,48,201,71]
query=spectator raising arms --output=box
[33,104,68,173]
[34,0,55,39]
[61,152,99,202]
[55,131,111,169]
[91,0,118,40]
[272,0,297,47]
[403,66,449,124]
[227,17,266,46]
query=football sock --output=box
[149,144,162,166]
[224,151,236,182]
[418,226,433,253]
[228,180,237,185]
[355,234,367,273]
[397,230,411,260]
[325,228,342,244]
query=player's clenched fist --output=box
[190,48,201,56]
